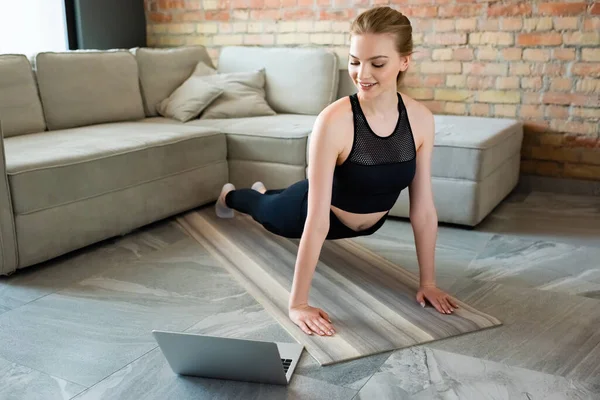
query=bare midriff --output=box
[330,205,388,232]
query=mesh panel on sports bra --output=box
[347,93,416,165]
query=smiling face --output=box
[348,33,410,96]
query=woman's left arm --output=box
[407,109,458,314]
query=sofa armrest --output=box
[0,121,18,276]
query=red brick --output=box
[523,49,550,62]
[521,77,543,90]
[319,9,354,20]
[250,9,281,19]
[439,4,483,18]
[543,63,566,76]
[434,19,455,32]
[401,6,438,18]
[553,48,576,61]
[496,77,520,89]
[470,103,491,116]
[503,17,523,31]
[453,48,474,61]
[231,0,247,8]
[177,11,203,21]
[421,101,444,114]
[411,19,434,32]
[591,3,600,15]
[285,9,314,19]
[411,49,432,61]
[510,62,533,76]
[517,32,562,46]
[402,75,445,88]
[478,19,500,31]
[464,62,507,76]
[565,135,600,148]
[158,0,185,9]
[538,133,565,147]
[250,0,265,8]
[546,105,570,119]
[466,76,495,90]
[444,102,467,115]
[551,120,599,136]
[424,33,467,46]
[582,49,600,62]
[572,106,600,119]
[538,2,588,16]
[554,17,579,30]
[576,79,600,93]
[520,105,544,118]
[205,10,230,21]
[542,92,600,107]
[550,78,573,92]
[502,48,523,61]
[523,93,541,104]
[148,12,173,22]
[572,63,600,77]
[584,17,600,31]
[488,2,532,17]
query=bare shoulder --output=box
[317,95,353,127]
[398,92,434,151]
[312,96,354,149]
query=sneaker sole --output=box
[216,183,235,218]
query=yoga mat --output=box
[176,208,502,366]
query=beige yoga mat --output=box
[176,208,502,366]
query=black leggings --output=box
[224,179,389,240]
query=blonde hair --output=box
[349,6,414,87]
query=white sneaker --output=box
[215,183,236,218]
[251,181,266,193]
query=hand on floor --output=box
[416,285,459,314]
[289,304,336,337]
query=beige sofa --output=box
[0,45,523,276]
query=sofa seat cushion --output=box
[143,114,317,165]
[4,122,225,214]
[431,115,523,181]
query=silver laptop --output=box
[152,330,304,385]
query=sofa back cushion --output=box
[35,51,145,130]
[0,55,46,137]
[135,46,215,117]
[336,69,357,100]
[216,46,339,116]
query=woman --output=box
[215,6,459,337]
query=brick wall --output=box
[145,0,600,181]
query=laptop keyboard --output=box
[281,358,292,373]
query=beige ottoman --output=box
[390,115,523,227]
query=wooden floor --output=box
[176,208,502,366]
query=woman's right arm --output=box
[288,108,341,310]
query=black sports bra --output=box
[330,92,417,214]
